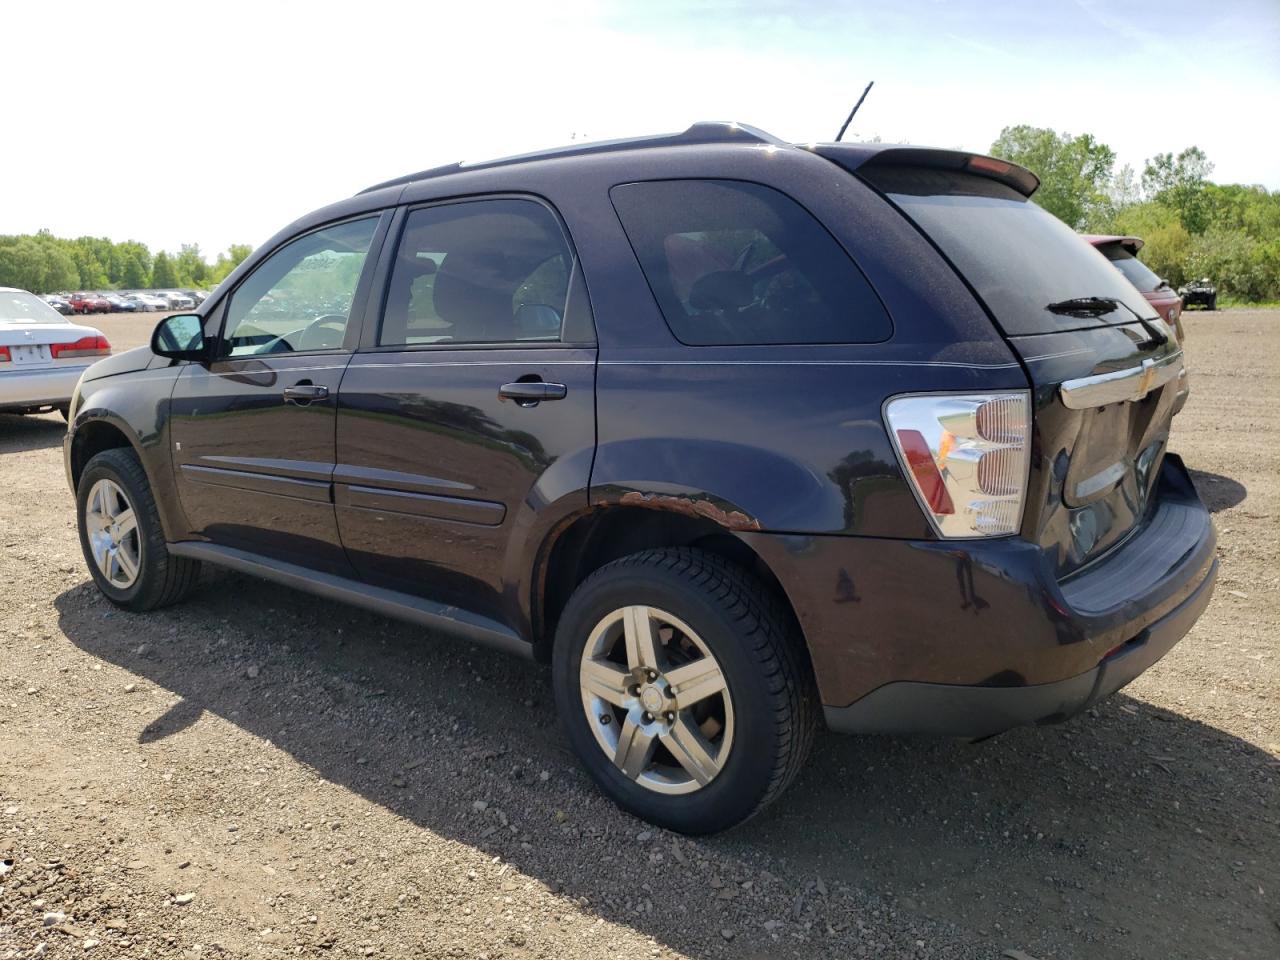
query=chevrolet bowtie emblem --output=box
[1135,358,1157,400]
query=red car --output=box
[68,292,111,315]
[1084,235,1185,341]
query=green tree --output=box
[151,250,177,288]
[1142,147,1214,234]
[175,243,209,286]
[0,237,79,292]
[121,254,150,289]
[210,243,254,284]
[989,125,1116,229]
[67,244,109,289]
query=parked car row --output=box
[42,290,208,315]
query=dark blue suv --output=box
[64,123,1216,833]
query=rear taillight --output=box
[0,346,10,362]
[51,336,111,359]
[885,392,1031,538]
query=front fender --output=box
[69,365,188,541]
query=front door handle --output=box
[498,381,567,406]
[283,382,329,404]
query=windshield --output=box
[862,166,1157,335]
[0,291,69,324]
[1098,244,1164,292]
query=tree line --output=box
[991,126,1280,302]
[0,230,253,294]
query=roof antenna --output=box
[834,81,875,143]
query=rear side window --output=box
[862,167,1157,335]
[610,179,891,345]
[380,198,575,347]
[1098,242,1164,293]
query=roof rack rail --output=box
[358,121,784,195]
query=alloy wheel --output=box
[579,605,734,795]
[84,478,141,589]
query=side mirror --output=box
[151,313,209,361]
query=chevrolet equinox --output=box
[65,122,1217,833]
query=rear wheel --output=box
[1206,294,1217,311]
[552,548,817,834]
[76,447,200,611]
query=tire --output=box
[552,547,818,834]
[1206,295,1217,311]
[76,447,201,611]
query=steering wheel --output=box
[297,314,348,351]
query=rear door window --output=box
[379,198,576,347]
[860,166,1157,336]
[610,179,891,345]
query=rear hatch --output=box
[833,153,1184,578]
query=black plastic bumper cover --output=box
[823,553,1217,739]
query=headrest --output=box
[432,252,513,333]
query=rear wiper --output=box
[1046,296,1168,346]
[1045,296,1122,317]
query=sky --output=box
[5,0,1278,257]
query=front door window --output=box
[221,218,379,357]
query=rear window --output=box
[610,179,891,345]
[1098,243,1164,293]
[862,167,1157,336]
[0,291,68,324]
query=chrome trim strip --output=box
[348,359,1022,370]
[1059,351,1183,409]
[596,360,1022,369]
[351,359,594,368]
[1021,347,1094,362]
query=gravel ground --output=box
[2,309,1276,960]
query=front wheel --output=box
[76,447,201,611]
[552,548,817,834]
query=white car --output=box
[126,293,169,312]
[0,287,111,417]
[156,291,196,310]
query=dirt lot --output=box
[2,310,1276,960]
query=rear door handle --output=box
[283,382,329,404]
[498,381,567,405]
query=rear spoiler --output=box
[812,144,1040,198]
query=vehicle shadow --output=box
[54,576,1277,960]
[1189,468,1247,513]
[0,413,65,454]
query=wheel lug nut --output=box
[642,711,653,723]
[646,670,658,681]
[629,685,640,696]
[664,711,675,722]
[599,714,611,725]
